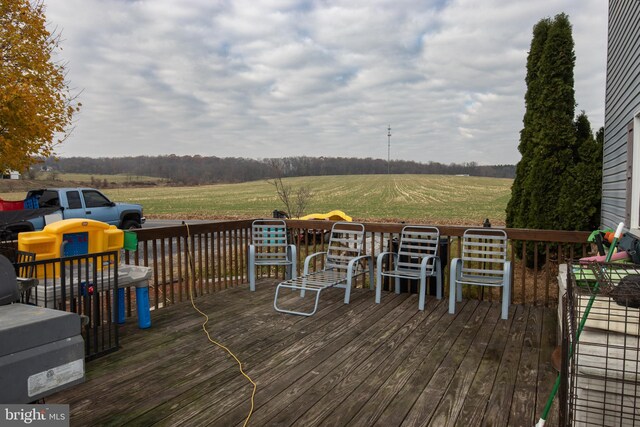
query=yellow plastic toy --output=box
[298,210,352,222]
[18,219,124,278]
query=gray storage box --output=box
[0,304,85,403]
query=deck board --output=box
[277,296,435,426]
[49,282,559,426]
[324,302,449,427]
[509,304,543,426]
[535,306,561,426]
[371,299,481,426]
[400,301,494,426]
[428,303,501,426]
[227,294,413,426]
[169,292,407,426]
[430,304,515,426]
[483,305,529,426]
[346,302,458,427]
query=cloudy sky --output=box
[45,0,607,165]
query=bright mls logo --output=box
[1,405,69,426]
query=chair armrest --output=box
[376,251,398,268]
[450,257,462,280]
[287,244,297,262]
[304,251,327,275]
[347,254,373,276]
[17,277,38,293]
[420,255,439,273]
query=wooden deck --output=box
[50,281,560,426]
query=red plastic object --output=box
[0,199,25,211]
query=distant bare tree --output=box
[268,160,312,218]
[269,176,312,218]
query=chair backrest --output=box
[15,250,36,278]
[460,228,508,280]
[251,219,290,261]
[0,246,36,278]
[396,226,440,273]
[325,222,366,271]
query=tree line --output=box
[41,156,515,185]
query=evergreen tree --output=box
[523,13,576,230]
[557,113,603,231]
[506,18,551,229]
[506,13,603,264]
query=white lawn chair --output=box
[274,222,373,316]
[375,226,441,310]
[449,228,511,320]
[248,219,297,292]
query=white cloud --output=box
[43,0,607,165]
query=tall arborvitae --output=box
[557,113,603,231]
[506,18,551,229]
[506,13,604,264]
[507,14,577,224]
[524,13,576,231]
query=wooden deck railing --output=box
[122,219,592,321]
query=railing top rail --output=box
[134,219,253,240]
[132,218,590,245]
[285,220,591,244]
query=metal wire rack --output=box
[565,262,640,426]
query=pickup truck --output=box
[0,188,145,236]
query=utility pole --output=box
[387,125,391,174]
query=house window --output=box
[631,112,640,230]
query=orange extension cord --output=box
[184,223,257,427]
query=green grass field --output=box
[0,174,513,225]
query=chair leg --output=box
[418,276,426,311]
[375,265,383,304]
[435,262,442,300]
[248,246,256,292]
[502,262,512,320]
[249,268,256,292]
[449,277,457,314]
[274,283,322,316]
[501,283,510,320]
[344,277,352,304]
[274,283,283,311]
[287,245,297,280]
[300,276,307,298]
[395,276,401,294]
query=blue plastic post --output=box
[136,286,151,329]
[117,288,125,324]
